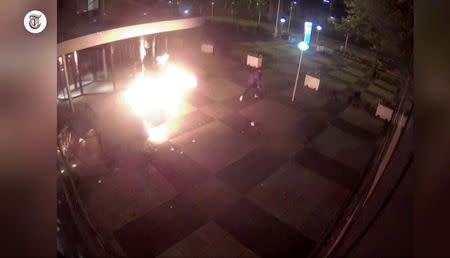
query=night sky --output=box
[299,0,347,17]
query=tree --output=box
[332,17,353,53]
[339,0,413,80]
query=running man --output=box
[239,68,263,102]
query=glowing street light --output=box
[280,17,287,35]
[316,25,322,45]
[211,1,215,17]
[184,8,189,14]
[292,41,309,102]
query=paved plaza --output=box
[62,38,388,257]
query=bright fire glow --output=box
[122,58,197,144]
[140,39,146,62]
[157,53,169,65]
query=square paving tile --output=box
[311,126,376,172]
[214,198,316,257]
[182,175,242,218]
[240,98,306,134]
[292,115,329,141]
[216,146,289,194]
[149,143,211,193]
[219,112,263,137]
[227,69,252,88]
[247,161,350,242]
[323,101,349,117]
[331,118,378,142]
[295,148,360,190]
[165,110,215,140]
[158,222,259,257]
[281,86,328,110]
[115,195,208,257]
[220,96,263,112]
[78,161,177,232]
[201,78,243,102]
[170,121,259,174]
[338,106,384,135]
[199,102,234,119]
[262,74,295,94]
[185,91,214,108]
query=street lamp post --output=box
[323,0,331,17]
[287,1,296,34]
[344,33,349,53]
[292,41,309,102]
[257,1,261,25]
[315,25,322,45]
[280,17,286,36]
[274,0,281,38]
[211,1,214,18]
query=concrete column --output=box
[102,47,108,79]
[62,55,74,112]
[110,44,116,91]
[74,51,84,95]
[152,35,156,58]
[165,35,168,52]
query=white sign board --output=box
[247,55,262,68]
[375,103,394,121]
[304,22,313,44]
[201,43,214,53]
[304,74,320,91]
[376,103,408,128]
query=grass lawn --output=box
[342,66,366,78]
[311,55,335,66]
[378,70,401,84]
[321,76,348,92]
[374,79,398,94]
[302,59,323,71]
[366,84,396,105]
[270,62,299,76]
[360,91,380,110]
[328,70,360,84]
